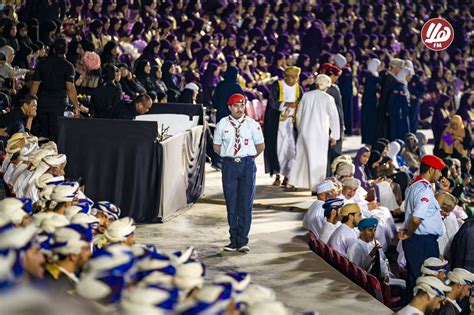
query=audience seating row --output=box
[308,231,402,311]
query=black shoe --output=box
[223,244,237,252]
[238,245,250,252]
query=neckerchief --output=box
[229,116,246,156]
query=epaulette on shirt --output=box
[418,181,430,187]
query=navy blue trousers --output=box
[403,234,440,296]
[221,157,256,247]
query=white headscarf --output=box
[316,74,332,91]
[386,141,401,168]
[341,177,361,189]
[40,141,58,153]
[0,198,28,225]
[39,213,70,233]
[334,53,347,68]
[246,301,291,315]
[50,182,80,203]
[29,149,55,169]
[35,174,64,189]
[414,276,451,298]
[0,224,37,250]
[421,257,449,276]
[235,284,276,305]
[70,213,99,227]
[104,217,136,242]
[395,67,411,85]
[121,287,177,314]
[335,161,355,177]
[174,261,205,290]
[184,82,199,92]
[52,227,89,256]
[18,143,39,161]
[447,268,474,285]
[5,133,27,155]
[367,58,381,77]
[403,60,415,75]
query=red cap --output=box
[319,63,342,76]
[227,93,246,105]
[421,155,446,170]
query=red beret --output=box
[421,155,446,170]
[227,93,246,105]
[319,63,342,76]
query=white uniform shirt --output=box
[1,156,11,173]
[404,178,444,236]
[7,163,27,186]
[438,212,460,258]
[396,304,424,315]
[13,170,33,197]
[347,238,389,278]
[320,221,341,244]
[213,115,264,158]
[328,224,359,257]
[3,162,17,185]
[340,194,394,251]
[302,200,325,238]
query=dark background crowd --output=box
[0,0,472,314]
[0,0,470,145]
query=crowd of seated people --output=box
[0,131,293,314]
[304,137,474,313]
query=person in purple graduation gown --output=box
[334,53,354,136]
[354,146,372,191]
[431,94,452,151]
[361,58,381,146]
[457,92,474,129]
[268,52,286,80]
[201,62,221,108]
[300,21,324,64]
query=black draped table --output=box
[57,103,206,223]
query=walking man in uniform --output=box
[213,93,265,252]
[399,155,446,296]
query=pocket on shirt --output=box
[240,129,252,145]
[222,130,233,140]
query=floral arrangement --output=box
[82,51,101,72]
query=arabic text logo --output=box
[421,18,454,51]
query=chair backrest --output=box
[366,274,384,303]
[308,231,319,254]
[382,282,393,308]
[348,260,359,282]
[316,240,329,258]
[339,256,351,277]
[356,267,368,290]
[332,250,344,272]
[324,245,337,265]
